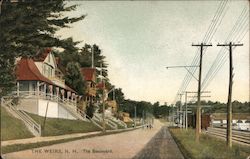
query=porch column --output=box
[49,85,53,99]
[56,87,59,102]
[71,93,74,103]
[75,95,78,103]
[67,91,70,101]
[17,82,20,96]
[61,89,65,101]
[36,81,39,98]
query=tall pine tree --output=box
[0,0,85,95]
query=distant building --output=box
[211,113,250,131]
[106,100,118,114]
[119,112,133,123]
[15,48,80,120]
[80,68,97,110]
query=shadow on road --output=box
[132,126,184,159]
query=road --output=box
[133,126,184,159]
[3,120,184,159]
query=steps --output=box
[1,97,41,137]
[108,116,127,128]
[58,101,88,121]
[93,113,118,130]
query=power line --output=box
[172,0,229,105]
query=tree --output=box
[64,62,85,95]
[108,88,125,103]
[0,0,85,96]
[86,103,95,119]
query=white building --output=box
[15,48,81,120]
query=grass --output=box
[27,112,102,136]
[1,107,34,141]
[169,127,250,159]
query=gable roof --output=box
[16,58,77,93]
[33,48,52,62]
[80,68,96,82]
[16,58,53,84]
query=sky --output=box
[57,0,249,104]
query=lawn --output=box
[1,107,34,141]
[27,113,102,136]
[169,127,250,159]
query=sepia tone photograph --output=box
[0,0,249,159]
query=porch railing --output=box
[12,91,77,106]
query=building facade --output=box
[15,48,80,120]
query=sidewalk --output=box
[2,120,164,159]
[1,126,145,147]
[1,131,101,147]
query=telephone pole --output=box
[184,91,210,130]
[192,43,212,142]
[100,63,106,133]
[178,93,183,128]
[91,46,94,68]
[217,42,243,148]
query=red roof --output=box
[16,58,53,84]
[80,68,96,81]
[96,82,105,89]
[16,58,76,93]
[33,48,51,62]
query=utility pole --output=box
[172,105,174,126]
[217,42,243,148]
[166,66,200,128]
[185,92,188,130]
[184,91,211,130]
[192,43,212,142]
[100,63,106,133]
[178,93,183,128]
[91,46,94,68]
[134,105,137,127]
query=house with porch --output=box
[80,68,97,110]
[15,48,83,120]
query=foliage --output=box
[120,100,154,118]
[0,0,85,96]
[153,103,172,118]
[189,100,250,114]
[64,62,85,95]
[108,88,125,104]
[86,103,95,119]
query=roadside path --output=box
[2,120,163,159]
[1,131,100,147]
[1,126,144,147]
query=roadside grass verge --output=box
[169,127,250,159]
[2,126,139,154]
[1,107,34,141]
[27,112,101,136]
